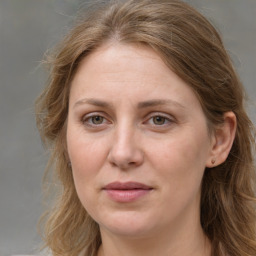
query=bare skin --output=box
[68,43,236,256]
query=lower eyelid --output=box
[152,118,171,125]
[84,116,105,124]
[148,115,173,123]
[80,112,174,127]
[81,114,113,128]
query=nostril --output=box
[108,157,142,170]
[107,136,144,169]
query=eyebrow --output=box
[137,99,185,109]
[73,98,185,109]
[74,98,113,109]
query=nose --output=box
[107,126,144,170]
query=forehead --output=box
[75,43,167,79]
[70,43,201,110]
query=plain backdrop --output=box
[0,0,255,255]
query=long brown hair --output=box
[36,0,256,255]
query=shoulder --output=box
[11,252,51,256]
[11,255,49,256]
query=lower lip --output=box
[104,189,151,202]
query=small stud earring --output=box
[211,158,216,165]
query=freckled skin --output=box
[67,43,214,255]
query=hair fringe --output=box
[36,1,256,255]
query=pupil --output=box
[154,116,165,125]
[92,116,103,124]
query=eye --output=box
[90,116,104,125]
[82,113,110,128]
[144,113,174,128]
[151,116,168,125]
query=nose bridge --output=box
[108,120,143,169]
[116,121,134,148]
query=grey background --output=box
[0,0,255,255]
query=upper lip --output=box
[104,182,153,190]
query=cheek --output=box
[148,129,210,190]
[152,136,208,170]
[66,132,106,211]
[66,129,107,182]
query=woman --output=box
[36,0,256,255]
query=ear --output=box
[206,111,237,168]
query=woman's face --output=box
[67,43,214,238]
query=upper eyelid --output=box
[82,114,111,128]
[81,113,109,126]
[145,111,174,120]
[146,116,172,125]
[82,111,110,120]
[80,111,175,122]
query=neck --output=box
[97,218,211,256]
[97,191,211,256]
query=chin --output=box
[97,211,158,238]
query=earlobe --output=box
[206,111,237,168]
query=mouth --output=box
[103,182,153,203]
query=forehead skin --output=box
[70,43,202,117]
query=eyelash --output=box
[82,113,110,128]
[146,114,173,126]
[81,112,174,129]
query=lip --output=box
[103,182,153,203]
